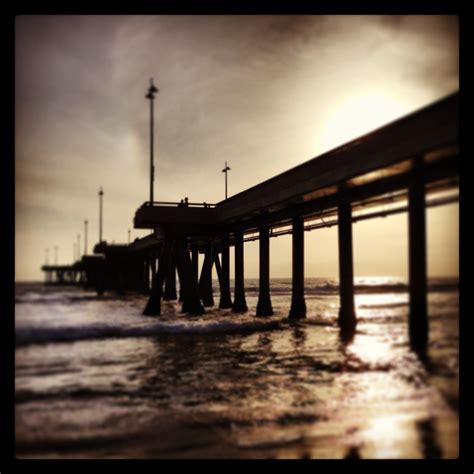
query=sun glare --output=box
[320,91,408,153]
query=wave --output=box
[244,282,458,295]
[16,278,458,303]
[358,301,408,309]
[15,318,283,347]
[15,294,124,305]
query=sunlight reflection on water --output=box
[15,282,458,459]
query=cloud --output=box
[15,15,459,280]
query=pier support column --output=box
[143,240,171,316]
[149,253,158,294]
[232,230,248,312]
[408,179,428,352]
[257,225,273,316]
[176,239,205,315]
[214,252,223,288]
[163,248,177,300]
[199,242,214,307]
[337,199,357,338]
[219,235,233,309]
[191,245,199,286]
[117,266,125,295]
[144,256,150,291]
[289,216,306,319]
[97,264,105,296]
[176,254,184,305]
[139,255,149,294]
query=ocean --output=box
[15,277,459,459]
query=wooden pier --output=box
[133,92,459,352]
[41,92,459,352]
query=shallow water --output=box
[15,278,459,459]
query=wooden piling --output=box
[176,239,205,315]
[337,199,356,338]
[219,235,233,309]
[143,240,171,316]
[289,216,306,319]
[256,225,273,316]
[163,247,177,300]
[232,230,248,312]
[191,245,199,286]
[199,242,214,307]
[408,177,428,352]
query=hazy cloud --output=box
[15,15,459,280]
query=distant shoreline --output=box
[14,276,460,285]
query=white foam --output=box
[15,318,282,346]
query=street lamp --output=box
[222,161,231,199]
[99,187,104,243]
[145,78,159,205]
[84,220,88,255]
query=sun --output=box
[319,91,409,153]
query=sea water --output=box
[15,277,459,459]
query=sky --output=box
[15,15,459,281]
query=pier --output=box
[42,92,458,353]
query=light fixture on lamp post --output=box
[222,161,231,199]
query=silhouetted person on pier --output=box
[184,197,189,207]
[178,199,184,207]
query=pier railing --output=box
[144,201,216,208]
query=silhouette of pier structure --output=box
[41,263,84,285]
[41,92,458,352]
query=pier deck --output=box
[134,92,458,235]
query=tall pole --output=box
[84,220,88,255]
[128,229,131,244]
[222,161,231,199]
[99,187,104,243]
[145,78,159,205]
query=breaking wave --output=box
[15,318,283,347]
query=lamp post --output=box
[145,78,159,205]
[128,229,131,244]
[99,187,104,243]
[84,220,88,255]
[222,161,231,199]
